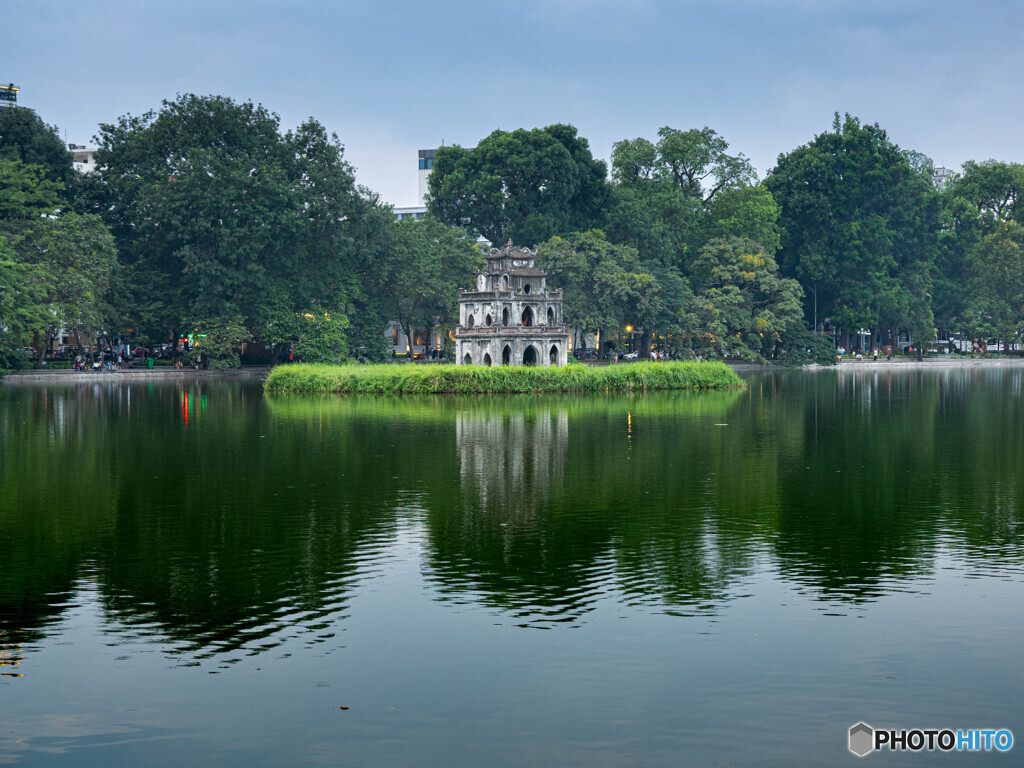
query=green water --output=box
[1,369,1022,765]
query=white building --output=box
[68,144,98,174]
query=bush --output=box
[0,339,35,371]
[776,323,837,366]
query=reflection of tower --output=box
[456,406,568,521]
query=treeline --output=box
[2,96,1022,368]
[430,116,1023,362]
[0,95,480,368]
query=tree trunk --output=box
[401,322,414,357]
[640,330,652,359]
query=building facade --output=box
[455,242,569,367]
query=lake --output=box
[1,368,1022,766]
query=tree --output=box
[685,238,804,360]
[0,107,73,185]
[427,124,609,245]
[964,222,1024,348]
[766,114,939,343]
[185,315,251,368]
[948,160,1024,229]
[539,231,650,347]
[653,126,754,205]
[605,127,753,270]
[0,161,117,364]
[936,161,1024,343]
[373,217,481,356]
[0,235,48,353]
[22,213,118,363]
[0,159,62,223]
[704,184,781,255]
[82,94,382,359]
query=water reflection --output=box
[1,372,1023,662]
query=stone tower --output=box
[455,241,569,367]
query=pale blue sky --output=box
[9,0,1023,206]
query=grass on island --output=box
[264,361,745,395]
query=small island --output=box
[263,360,744,395]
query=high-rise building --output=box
[417,148,436,205]
[0,83,19,112]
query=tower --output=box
[454,241,569,367]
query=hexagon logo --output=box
[849,722,874,757]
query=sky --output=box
[8,0,1024,207]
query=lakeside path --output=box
[1,367,269,385]
[812,357,1024,372]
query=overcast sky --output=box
[9,0,1023,206]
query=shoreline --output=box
[2,367,269,385]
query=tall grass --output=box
[264,361,745,395]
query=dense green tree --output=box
[767,114,939,343]
[0,160,117,364]
[935,161,1024,344]
[81,94,382,359]
[0,236,48,357]
[685,237,804,360]
[948,160,1024,229]
[21,213,118,363]
[185,315,251,368]
[427,124,609,246]
[374,217,481,356]
[964,222,1024,348]
[704,184,781,255]
[606,127,753,269]
[540,231,649,347]
[0,158,62,223]
[0,107,73,185]
[932,193,983,337]
[653,126,754,205]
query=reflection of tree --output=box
[771,369,1024,600]
[0,382,427,663]
[3,371,1022,653]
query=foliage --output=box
[767,114,939,334]
[0,234,49,342]
[185,315,250,368]
[0,161,117,362]
[81,94,380,354]
[539,231,654,342]
[21,213,118,356]
[292,305,350,363]
[0,107,73,185]
[0,158,63,222]
[964,222,1024,345]
[427,124,609,245]
[704,184,781,255]
[947,160,1024,229]
[611,127,753,205]
[773,321,838,366]
[374,217,481,355]
[685,238,804,360]
[264,361,745,395]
